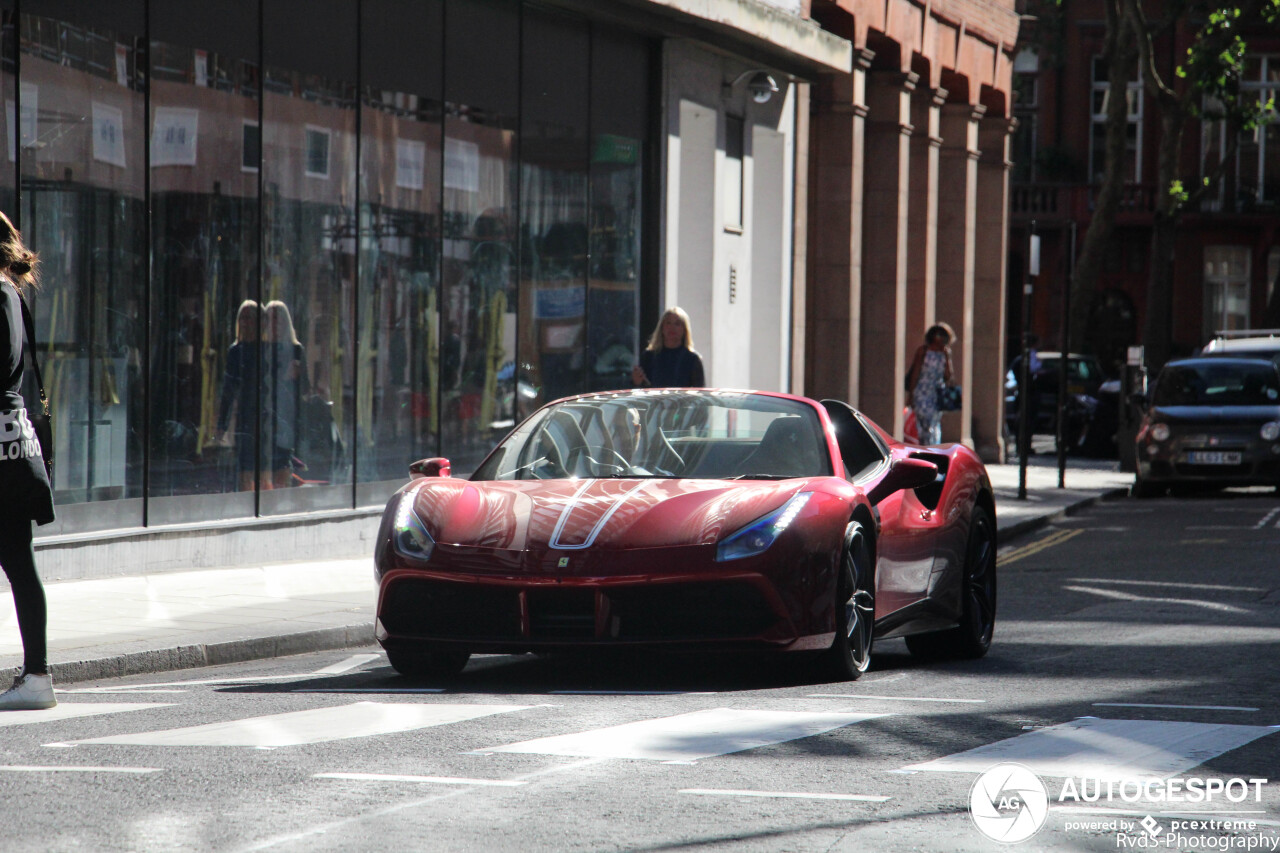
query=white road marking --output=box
[61,675,299,694]
[63,702,531,748]
[680,788,890,803]
[0,703,173,729]
[59,689,189,695]
[473,708,887,762]
[1062,585,1251,614]
[1093,703,1258,712]
[1064,578,1266,593]
[236,758,610,853]
[808,694,986,704]
[905,717,1280,780]
[311,654,382,675]
[290,688,445,694]
[1257,507,1280,528]
[0,765,161,774]
[545,686,716,691]
[314,773,526,787]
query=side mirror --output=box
[409,457,451,480]
[866,456,939,506]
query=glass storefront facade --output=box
[8,0,652,535]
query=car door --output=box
[821,401,935,617]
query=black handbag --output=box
[939,384,962,412]
[17,290,52,480]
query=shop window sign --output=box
[151,107,199,166]
[92,101,126,167]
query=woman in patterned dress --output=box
[906,323,955,445]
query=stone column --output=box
[805,49,873,404]
[936,102,984,447]
[973,115,1015,462]
[858,69,916,435]
[905,86,946,363]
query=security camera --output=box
[748,72,779,104]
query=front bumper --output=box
[1137,435,1280,486]
[375,543,837,654]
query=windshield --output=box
[1152,362,1280,407]
[471,390,832,480]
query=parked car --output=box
[374,388,997,681]
[1133,357,1280,497]
[1005,351,1115,456]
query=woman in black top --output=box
[0,210,56,710]
[264,300,307,489]
[631,306,705,388]
[214,300,264,492]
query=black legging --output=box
[0,515,46,675]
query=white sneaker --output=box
[0,672,56,710]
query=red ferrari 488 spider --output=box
[373,389,996,681]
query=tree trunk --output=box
[1141,106,1186,371]
[1068,0,1135,352]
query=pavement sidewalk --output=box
[1,457,1134,685]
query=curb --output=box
[997,487,1131,546]
[47,622,376,686]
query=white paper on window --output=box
[92,102,127,168]
[396,138,425,190]
[151,107,199,167]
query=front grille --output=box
[527,588,596,639]
[381,579,522,640]
[609,582,777,641]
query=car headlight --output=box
[1262,422,1280,441]
[716,492,812,562]
[1150,423,1171,442]
[393,488,435,561]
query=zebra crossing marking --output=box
[60,702,532,748]
[0,765,161,774]
[473,708,888,762]
[311,654,382,675]
[904,717,1280,780]
[314,772,526,787]
[680,788,890,803]
[0,703,173,729]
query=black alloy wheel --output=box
[906,505,997,660]
[386,645,471,679]
[820,521,875,680]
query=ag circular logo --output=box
[969,763,1050,843]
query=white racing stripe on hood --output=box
[548,479,652,550]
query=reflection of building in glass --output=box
[9,1,1017,577]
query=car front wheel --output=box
[818,521,875,681]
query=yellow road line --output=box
[999,528,1083,565]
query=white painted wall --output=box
[662,41,796,392]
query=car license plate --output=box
[1186,451,1242,465]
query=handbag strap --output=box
[15,286,48,417]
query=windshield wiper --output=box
[723,473,795,480]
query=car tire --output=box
[386,645,471,679]
[905,506,997,660]
[818,521,875,681]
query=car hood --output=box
[409,477,811,551]
[1151,405,1280,425]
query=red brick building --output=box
[1008,0,1280,375]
